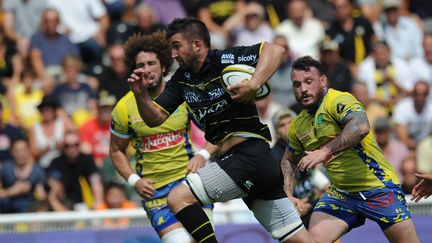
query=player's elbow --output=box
[358,122,370,138]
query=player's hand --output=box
[411,173,432,202]
[134,178,155,199]
[287,195,308,216]
[228,79,259,104]
[298,148,331,171]
[187,154,207,173]
[127,68,154,96]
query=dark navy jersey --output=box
[155,42,271,144]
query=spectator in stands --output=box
[47,0,109,65]
[357,41,413,114]
[7,69,43,129]
[320,39,353,92]
[0,138,46,213]
[351,81,387,129]
[97,182,136,227]
[86,44,129,101]
[270,35,297,109]
[373,0,423,62]
[374,116,410,180]
[47,131,104,211]
[196,0,245,48]
[400,155,419,195]
[52,55,97,127]
[28,95,73,169]
[327,0,376,73]
[416,133,432,174]
[133,3,166,36]
[393,81,432,150]
[80,93,115,167]
[0,102,25,163]
[2,0,47,57]
[275,0,324,58]
[107,3,165,46]
[410,34,432,89]
[228,3,274,46]
[0,32,22,87]
[271,108,297,161]
[29,8,79,93]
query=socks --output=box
[175,204,217,243]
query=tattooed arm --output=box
[298,112,370,171]
[281,148,301,196]
[281,148,311,213]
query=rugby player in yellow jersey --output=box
[283,56,419,243]
[109,32,216,243]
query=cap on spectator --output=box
[374,117,392,132]
[320,39,339,52]
[272,108,297,128]
[37,95,59,110]
[382,0,401,10]
[98,92,117,107]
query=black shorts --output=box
[215,138,286,200]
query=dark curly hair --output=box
[123,32,173,75]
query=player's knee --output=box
[184,172,213,205]
[272,223,305,242]
[161,227,193,243]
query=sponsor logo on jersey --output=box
[221,53,235,64]
[238,54,257,63]
[141,130,185,151]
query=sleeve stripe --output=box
[110,129,131,139]
[258,42,265,54]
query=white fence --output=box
[0,196,430,234]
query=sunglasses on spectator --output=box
[64,143,79,148]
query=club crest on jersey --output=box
[141,130,185,151]
[221,53,235,64]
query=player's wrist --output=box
[322,147,335,164]
[197,149,211,160]
[127,174,141,187]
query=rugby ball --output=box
[221,64,270,99]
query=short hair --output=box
[167,17,211,48]
[291,55,325,75]
[123,32,173,75]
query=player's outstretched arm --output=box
[298,112,370,171]
[411,173,432,202]
[128,68,169,127]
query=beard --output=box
[177,48,199,71]
[296,87,326,110]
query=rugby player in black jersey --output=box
[127,17,314,243]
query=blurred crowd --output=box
[0,0,431,220]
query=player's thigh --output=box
[309,212,349,243]
[383,219,419,243]
[249,198,313,243]
[167,182,197,212]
